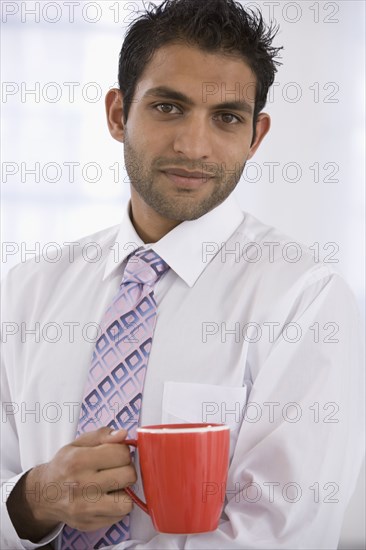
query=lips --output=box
[162,168,215,179]
[161,168,215,189]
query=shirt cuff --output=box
[1,472,63,549]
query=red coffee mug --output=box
[123,423,230,534]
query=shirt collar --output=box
[103,193,244,287]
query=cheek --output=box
[130,117,170,154]
[215,129,252,159]
[220,147,248,170]
[126,120,145,148]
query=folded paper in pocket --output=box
[162,381,247,459]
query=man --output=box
[1,0,364,549]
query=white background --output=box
[1,1,365,547]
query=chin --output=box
[156,203,217,223]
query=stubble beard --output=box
[123,132,246,222]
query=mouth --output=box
[160,168,215,189]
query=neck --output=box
[129,193,181,243]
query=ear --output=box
[105,88,125,143]
[247,113,271,159]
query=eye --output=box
[155,103,182,114]
[214,113,242,124]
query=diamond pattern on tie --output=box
[61,248,169,549]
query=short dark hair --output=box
[118,0,282,128]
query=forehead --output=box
[133,43,257,104]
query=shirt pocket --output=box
[162,381,247,461]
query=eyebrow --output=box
[143,86,253,115]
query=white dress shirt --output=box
[1,193,364,549]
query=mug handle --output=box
[122,439,149,514]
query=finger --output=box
[66,490,134,530]
[83,442,133,471]
[92,489,134,518]
[95,464,138,493]
[72,427,128,448]
[66,511,131,532]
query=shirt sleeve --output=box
[0,276,63,550]
[104,271,364,550]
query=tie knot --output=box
[122,248,169,286]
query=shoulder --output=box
[1,224,119,316]
[229,211,353,304]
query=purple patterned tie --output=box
[61,248,169,549]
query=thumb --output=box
[104,427,130,444]
[72,427,128,447]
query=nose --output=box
[173,113,213,159]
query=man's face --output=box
[113,44,269,222]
